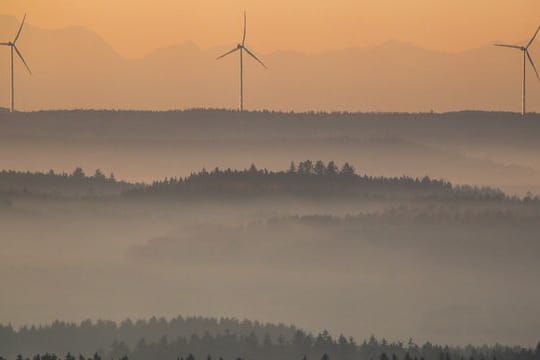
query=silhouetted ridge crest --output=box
[0,316,297,359]
[126,161,505,201]
[0,168,137,197]
[1,326,539,360]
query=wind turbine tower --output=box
[217,11,267,111]
[495,25,540,119]
[0,14,32,113]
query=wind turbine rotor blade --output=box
[0,42,10,46]
[242,11,247,46]
[243,46,267,69]
[527,51,540,81]
[14,46,32,75]
[216,47,239,60]
[494,44,522,49]
[527,25,540,49]
[13,13,27,43]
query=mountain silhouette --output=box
[0,14,538,112]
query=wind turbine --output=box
[0,14,32,113]
[495,25,540,119]
[217,11,267,111]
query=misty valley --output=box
[1,111,540,359]
[2,1,540,358]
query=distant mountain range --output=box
[0,14,539,112]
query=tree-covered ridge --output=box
[0,317,297,359]
[1,330,539,360]
[267,206,540,227]
[127,161,506,201]
[2,110,539,146]
[0,168,135,197]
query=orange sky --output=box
[1,0,539,58]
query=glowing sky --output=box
[2,0,539,58]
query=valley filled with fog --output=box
[1,111,540,347]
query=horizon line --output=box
[0,107,538,116]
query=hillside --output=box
[1,317,539,360]
[0,317,298,358]
[0,110,538,195]
[1,163,540,346]
[127,161,506,202]
[0,169,135,197]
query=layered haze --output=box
[0,15,540,112]
[1,0,540,353]
[1,162,540,348]
[2,0,539,57]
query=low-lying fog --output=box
[2,111,540,347]
[1,111,540,196]
[2,197,539,346]
[0,138,538,195]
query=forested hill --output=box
[1,110,539,146]
[0,169,136,197]
[0,317,297,358]
[127,161,507,201]
[1,317,539,360]
[0,161,531,202]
